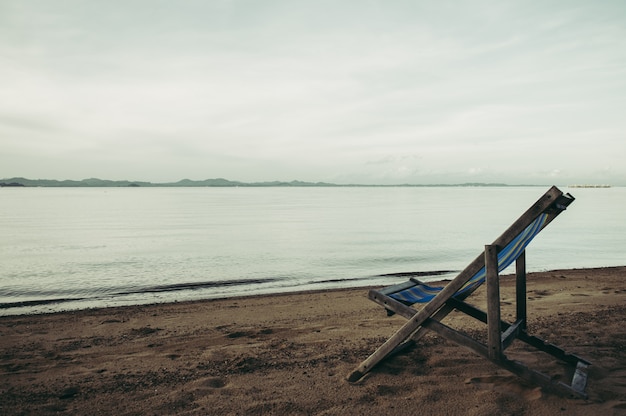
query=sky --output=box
[1,1,625,185]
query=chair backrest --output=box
[387,186,574,305]
[390,212,549,304]
[455,212,548,296]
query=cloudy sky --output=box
[1,1,625,185]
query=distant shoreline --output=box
[568,184,612,188]
[0,177,554,188]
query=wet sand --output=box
[1,266,625,415]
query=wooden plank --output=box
[447,297,487,323]
[515,251,527,330]
[486,244,503,361]
[368,289,417,320]
[501,319,523,350]
[489,186,563,249]
[517,332,591,365]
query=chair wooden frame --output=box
[347,186,590,398]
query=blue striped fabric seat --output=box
[389,213,549,305]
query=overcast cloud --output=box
[1,1,625,184]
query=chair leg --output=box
[516,251,527,330]
[485,244,503,361]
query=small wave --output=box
[298,270,457,287]
[0,278,280,311]
[305,276,376,285]
[375,270,456,279]
[0,298,83,309]
[116,278,279,295]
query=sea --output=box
[1,186,624,315]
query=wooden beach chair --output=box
[348,186,590,398]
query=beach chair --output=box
[348,186,590,398]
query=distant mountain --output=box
[171,178,242,187]
[0,177,152,187]
[0,177,342,187]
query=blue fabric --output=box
[389,213,549,305]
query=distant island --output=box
[0,177,517,188]
[568,184,611,188]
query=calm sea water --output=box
[1,186,624,315]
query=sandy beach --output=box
[1,266,625,415]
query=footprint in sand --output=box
[190,376,229,395]
[202,377,227,389]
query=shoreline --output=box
[0,270,457,314]
[2,266,626,415]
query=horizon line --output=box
[2,176,613,188]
